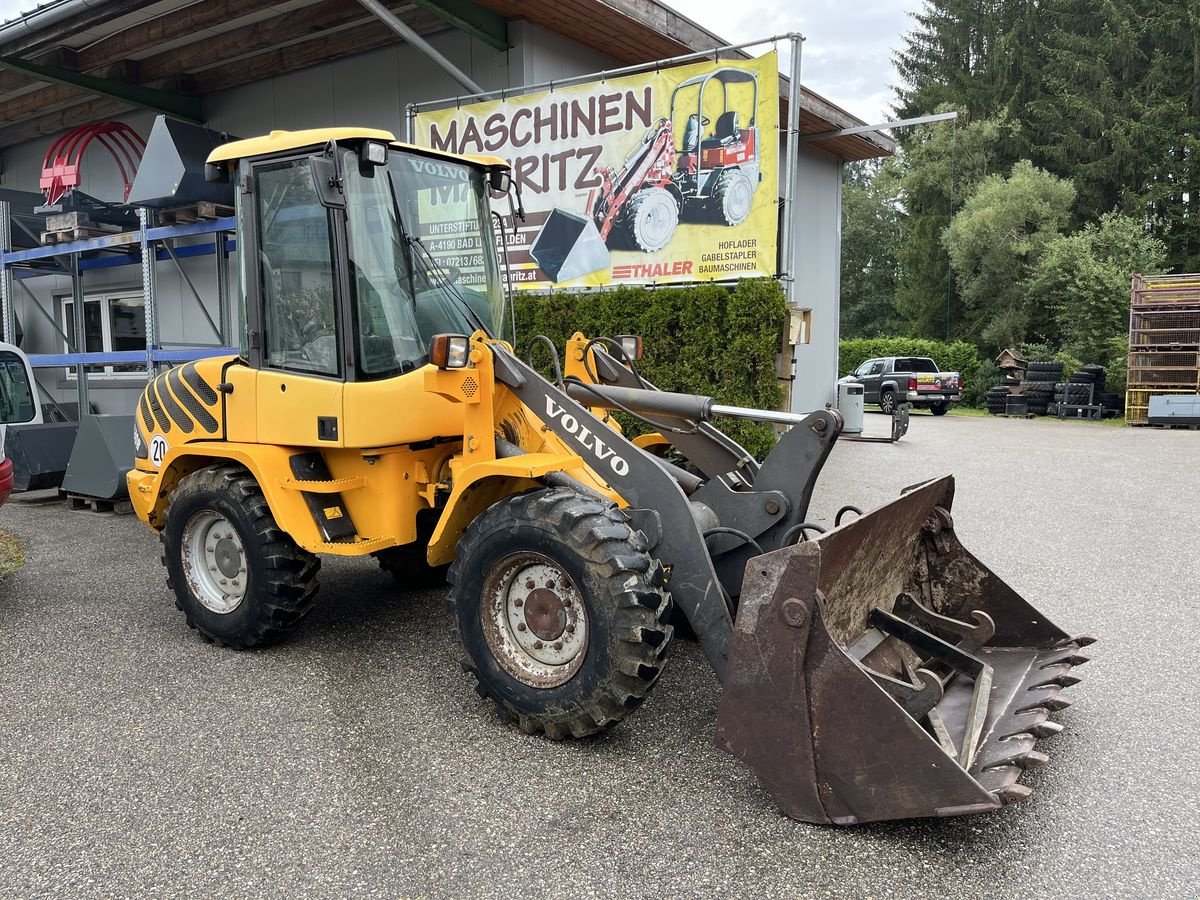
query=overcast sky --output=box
[0,0,913,123]
[669,0,913,123]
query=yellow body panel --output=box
[255,370,344,448]
[133,356,231,467]
[223,364,258,443]
[342,365,465,447]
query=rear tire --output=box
[611,187,678,253]
[710,169,755,225]
[374,510,447,587]
[449,487,673,739]
[930,402,950,416]
[160,464,320,649]
[375,543,448,588]
[880,389,897,414]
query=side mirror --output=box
[308,155,344,209]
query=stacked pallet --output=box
[1127,275,1200,424]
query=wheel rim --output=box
[634,190,678,251]
[722,174,753,223]
[480,551,589,688]
[881,392,895,413]
[181,509,248,614]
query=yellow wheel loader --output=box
[128,128,1093,825]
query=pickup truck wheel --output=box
[930,402,950,416]
[880,390,897,414]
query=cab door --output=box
[246,156,346,448]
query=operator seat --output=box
[701,112,741,152]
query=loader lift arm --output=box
[491,342,841,678]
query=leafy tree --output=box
[892,112,1010,340]
[1030,212,1167,361]
[943,161,1075,351]
[840,160,904,337]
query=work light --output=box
[431,334,470,369]
[617,334,643,361]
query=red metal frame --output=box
[39,121,146,206]
[588,118,677,241]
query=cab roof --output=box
[207,127,508,170]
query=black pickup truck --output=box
[840,356,962,415]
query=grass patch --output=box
[947,406,990,418]
[943,406,1128,426]
[0,530,25,577]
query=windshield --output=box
[343,149,508,379]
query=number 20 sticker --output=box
[150,435,169,468]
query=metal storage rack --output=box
[1126,274,1200,425]
[0,199,238,417]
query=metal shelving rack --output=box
[1127,274,1200,425]
[0,199,238,416]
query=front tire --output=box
[449,487,673,739]
[161,464,320,649]
[880,389,897,414]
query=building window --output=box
[61,293,147,377]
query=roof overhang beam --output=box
[0,54,202,123]
[412,0,509,51]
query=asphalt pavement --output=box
[0,414,1196,898]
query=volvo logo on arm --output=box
[544,397,630,478]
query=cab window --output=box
[0,351,35,424]
[256,159,341,377]
[868,361,885,376]
[853,360,874,377]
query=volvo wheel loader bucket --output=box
[714,475,1094,825]
[530,208,610,282]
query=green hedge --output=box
[839,337,986,405]
[513,279,788,458]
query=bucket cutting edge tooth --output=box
[993,784,1034,805]
[984,749,1050,772]
[1030,673,1083,689]
[1040,652,1091,669]
[1002,720,1064,741]
[1028,720,1064,738]
[1057,633,1098,648]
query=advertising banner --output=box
[413,52,779,290]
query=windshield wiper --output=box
[386,168,491,337]
[405,232,491,336]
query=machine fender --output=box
[426,452,584,567]
[128,443,318,548]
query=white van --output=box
[0,342,42,507]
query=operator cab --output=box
[207,128,512,383]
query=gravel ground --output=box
[0,415,1197,898]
